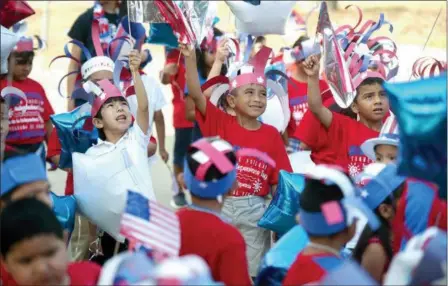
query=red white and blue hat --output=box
[11,21,44,52]
[361,114,399,161]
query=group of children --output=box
[0,1,447,285]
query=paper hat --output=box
[299,165,380,236]
[1,153,47,197]
[359,164,406,210]
[83,79,125,117]
[184,137,276,199]
[11,21,44,52]
[50,19,115,93]
[282,38,321,64]
[412,57,447,79]
[334,5,399,89]
[361,114,399,161]
[1,25,20,74]
[0,1,35,29]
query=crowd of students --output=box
[0,0,446,285]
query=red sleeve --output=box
[286,105,296,137]
[165,49,181,65]
[295,110,328,150]
[150,136,157,145]
[38,84,54,121]
[319,79,332,103]
[1,263,18,286]
[217,242,252,286]
[270,132,293,185]
[47,129,61,159]
[283,259,326,286]
[67,262,101,286]
[195,100,229,138]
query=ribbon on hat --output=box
[11,21,45,52]
[412,57,447,79]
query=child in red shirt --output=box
[181,43,292,278]
[302,54,388,177]
[1,38,54,163]
[177,137,252,286]
[283,166,357,285]
[161,48,194,208]
[0,198,100,286]
[286,36,332,152]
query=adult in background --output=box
[66,0,122,111]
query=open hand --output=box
[179,43,195,60]
[128,50,142,73]
[216,38,231,63]
[302,54,320,77]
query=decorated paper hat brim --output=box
[83,79,126,117]
[1,25,20,74]
[412,57,447,79]
[299,165,380,236]
[1,86,27,108]
[12,21,45,52]
[361,114,400,161]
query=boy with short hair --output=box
[181,44,292,278]
[283,166,357,285]
[0,37,54,163]
[303,55,388,177]
[0,198,101,286]
[177,137,252,286]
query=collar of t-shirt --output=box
[188,204,230,223]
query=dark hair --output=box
[355,77,384,100]
[293,35,311,49]
[186,137,237,183]
[94,97,128,141]
[1,198,63,257]
[352,184,403,262]
[196,28,227,79]
[300,178,347,237]
[10,51,35,63]
[255,36,266,44]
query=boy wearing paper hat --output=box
[283,165,379,285]
[181,43,292,278]
[177,137,253,286]
[0,24,54,164]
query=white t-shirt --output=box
[124,74,167,135]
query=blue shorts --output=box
[173,127,193,168]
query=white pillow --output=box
[73,148,155,242]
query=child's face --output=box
[374,144,398,164]
[204,51,215,68]
[88,70,113,83]
[229,84,267,119]
[94,98,132,136]
[1,181,52,210]
[352,83,389,122]
[11,53,33,81]
[378,203,395,224]
[2,234,68,286]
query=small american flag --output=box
[120,190,180,257]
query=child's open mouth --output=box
[373,107,383,114]
[116,114,127,121]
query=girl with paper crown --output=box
[179,137,276,285]
[181,40,293,278]
[72,49,154,265]
[283,164,381,285]
[302,5,399,178]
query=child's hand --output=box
[302,55,320,77]
[179,43,195,60]
[216,39,231,63]
[129,50,142,73]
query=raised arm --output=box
[303,55,333,129]
[180,44,207,116]
[203,38,230,98]
[129,50,149,134]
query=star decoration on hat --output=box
[361,189,369,198]
[257,77,264,84]
[99,93,105,100]
[232,80,238,88]
[199,182,208,189]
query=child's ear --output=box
[92,117,104,129]
[227,94,237,108]
[350,101,359,115]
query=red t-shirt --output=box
[47,130,74,195]
[298,111,378,177]
[1,262,100,286]
[283,253,343,285]
[287,78,332,139]
[1,78,54,145]
[177,209,251,286]
[165,49,194,129]
[196,101,292,197]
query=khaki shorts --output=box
[222,196,271,277]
